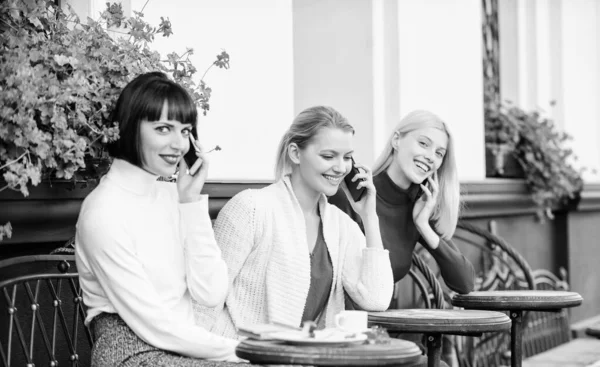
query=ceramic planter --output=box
[485,143,525,178]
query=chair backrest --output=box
[0,255,93,367]
[453,221,535,293]
[522,268,572,358]
[449,220,536,367]
[402,253,447,310]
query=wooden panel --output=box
[567,210,600,323]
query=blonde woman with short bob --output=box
[195,106,395,339]
[330,110,474,299]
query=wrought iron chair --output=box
[389,253,456,367]
[443,220,588,367]
[403,252,447,310]
[521,268,571,358]
[444,220,536,367]
[0,254,93,367]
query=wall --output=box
[567,193,600,323]
[292,0,486,180]
[64,0,486,181]
[498,0,600,180]
[292,0,376,164]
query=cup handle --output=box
[335,313,346,329]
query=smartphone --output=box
[344,158,367,202]
[183,130,199,169]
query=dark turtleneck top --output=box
[329,171,474,296]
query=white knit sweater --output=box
[195,177,394,339]
[76,159,238,360]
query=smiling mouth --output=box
[415,160,431,173]
[323,174,343,185]
[160,155,180,165]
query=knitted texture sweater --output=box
[194,177,394,339]
[76,159,238,360]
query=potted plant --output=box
[485,101,585,220]
[0,0,229,243]
[485,104,524,178]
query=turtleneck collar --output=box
[106,158,160,196]
[374,170,421,205]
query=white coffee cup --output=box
[334,310,368,332]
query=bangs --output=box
[137,81,198,127]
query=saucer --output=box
[268,329,368,347]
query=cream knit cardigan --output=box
[195,177,394,339]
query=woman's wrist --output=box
[358,207,378,222]
[179,193,202,204]
[416,222,440,249]
[362,214,384,249]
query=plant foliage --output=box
[0,0,229,198]
[485,102,584,219]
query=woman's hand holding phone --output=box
[341,160,377,220]
[342,160,384,250]
[177,137,210,203]
[412,172,441,249]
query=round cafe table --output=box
[368,309,512,367]
[236,338,425,366]
[452,290,583,367]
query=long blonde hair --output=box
[275,106,354,178]
[372,110,460,238]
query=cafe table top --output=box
[452,290,583,311]
[236,338,424,366]
[368,309,512,335]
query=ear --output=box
[288,143,301,165]
[391,131,401,150]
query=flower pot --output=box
[485,143,525,178]
[564,191,582,212]
[0,181,97,249]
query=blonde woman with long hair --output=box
[329,110,474,298]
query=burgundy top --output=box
[301,220,333,324]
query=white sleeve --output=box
[78,216,239,360]
[179,195,229,307]
[193,190,259,331]
[341,218,394,311]
[214,190,259,286]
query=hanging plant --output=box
[485,101,585,220]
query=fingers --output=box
[352,162,371,174]
[427,173,439,196]
[353,167,374,192]
[419,183,433,200]
[348,170,369,183]
[347,161,372,184]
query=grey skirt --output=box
[90,313,243,367]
